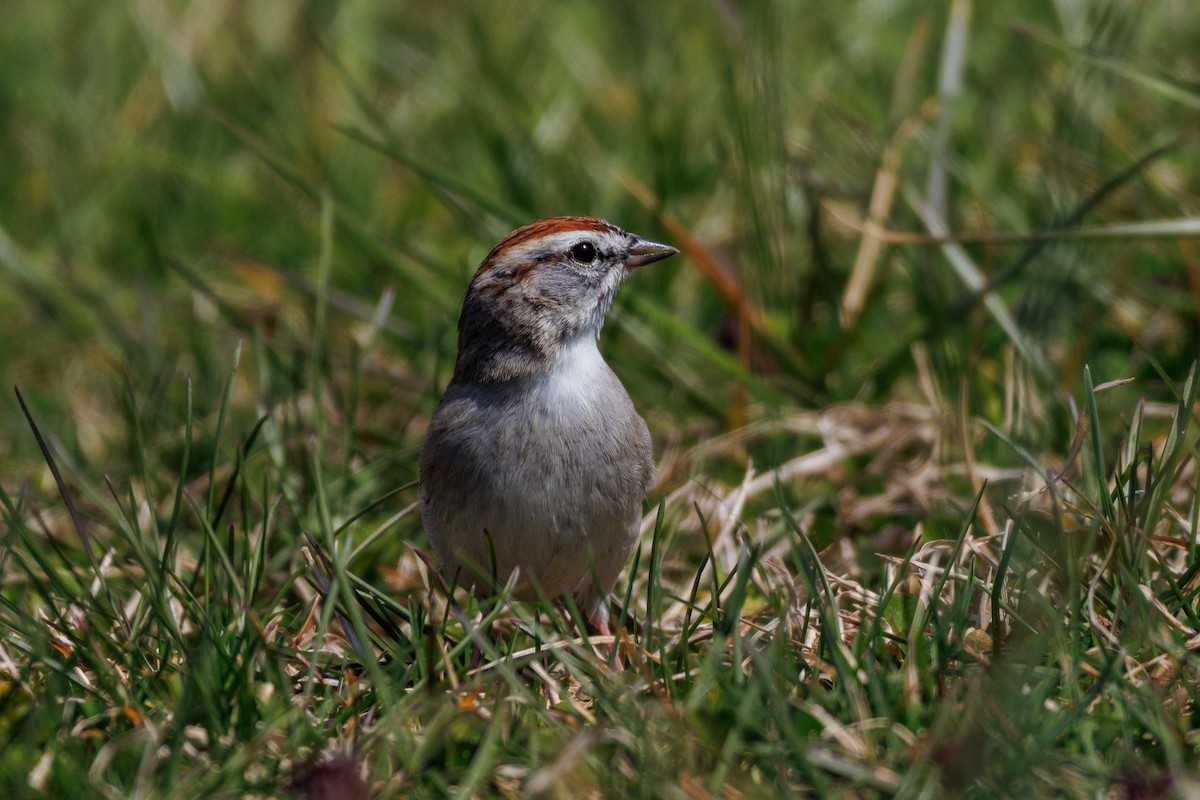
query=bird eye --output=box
[569,241,597,264]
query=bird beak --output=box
[626,236,679,269]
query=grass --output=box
[2,0,1200,797]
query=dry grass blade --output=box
[618,169,765,338]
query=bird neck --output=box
[452,317,604,386]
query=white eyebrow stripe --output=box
[493,229,629,267]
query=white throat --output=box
[543,335,610,401]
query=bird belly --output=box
[419,373,649,604]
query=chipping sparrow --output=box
[419,216,677,648]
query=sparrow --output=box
[419,216,677,653]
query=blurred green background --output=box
[3,0,1196,479]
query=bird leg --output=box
[588,604,624,670]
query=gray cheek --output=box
[536,267,598,303]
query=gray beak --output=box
[626,235,679,269]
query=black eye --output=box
[569,241,597,264]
